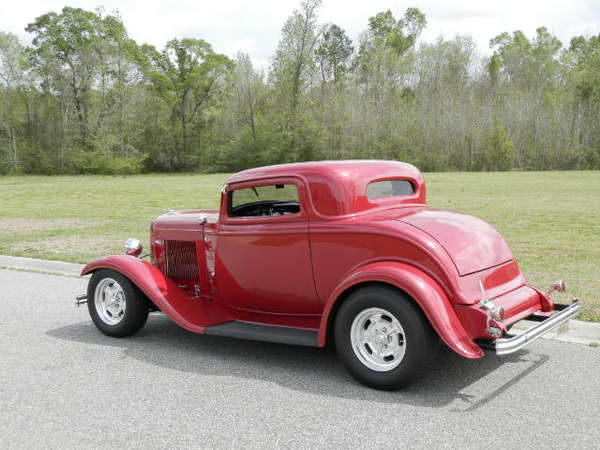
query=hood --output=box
[399,209,514,276]
[153,209,219,231]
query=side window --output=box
[229,184,301,217]
[368,180,414,199]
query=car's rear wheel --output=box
[87,269,149,337]
[334,285,433,390]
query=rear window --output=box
[368,180,414,199]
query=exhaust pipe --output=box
[75,294,87,307]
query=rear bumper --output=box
[481,299,582,355]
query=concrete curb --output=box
[1,254,599,347]
[0,255,84,278]
[512,318,600,347]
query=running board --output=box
[204,321,318,347]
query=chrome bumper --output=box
[484,299,582,355]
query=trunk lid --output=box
[399,209,514,276]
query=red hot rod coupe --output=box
[77,160,581,390]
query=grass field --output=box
[1,171,599,320]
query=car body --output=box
[78,160,581,389]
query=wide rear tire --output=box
[87,269,149,338]
[334,285,434,390]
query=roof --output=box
[225,160,426,217]
[226,160,421,184]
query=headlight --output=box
[124,238,143,257]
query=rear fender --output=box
[318,261,484,359]
[82,255,226,333]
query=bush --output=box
[484,122,515,171]
[66,148,146,175]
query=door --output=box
[215,177,319,315]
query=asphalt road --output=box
[1,268,599,449]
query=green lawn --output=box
[1,171,599,320]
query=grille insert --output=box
[164,240,199,280]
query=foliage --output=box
[315,24,353,83]
[1,3,600,173]
[0,31,28,174]
[136,38,233,170]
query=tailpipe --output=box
[75,294,87,307]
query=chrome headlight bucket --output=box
[124,238,143,257]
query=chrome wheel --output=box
[350,307,407,372]
[94,277,126,325]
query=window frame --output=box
[367,179,416,200]
[221,177,307,225]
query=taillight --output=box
[548,280,566,295]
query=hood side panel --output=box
[154,209,219,231]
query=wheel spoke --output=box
[107,284,117,297]
[385,344,398,357]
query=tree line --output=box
[1,1,599,175]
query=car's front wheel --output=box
[334,285,434,390]
[87,269,149,337]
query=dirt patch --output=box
[0,218,107,236]
[11,235,118,256]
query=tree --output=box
[231,52,264,142]
[25,7,142,174]
[563,34,600,167]
[138,38,233,169]
[415,36,476,169]
[315,24,353,84]
[270,0,322,161]
[488,28,564,168]
[490,27,562,89]
[356,8,426,87]
[0,32,27,172]
[215,52,274,171]
[28,8,106,148]
[366,8,426,56]
[2,3,600,175]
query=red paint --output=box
[455,285,543,340]
[83,160,558,358]
[317,262,483,358]
[81,255,229,332]
[400,209,514,276]
[217,177,320,316]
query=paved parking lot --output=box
[1,268,599,449]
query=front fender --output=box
[82,255,219,333]
[318,261,484,359]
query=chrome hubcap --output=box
[94,278,126,325]
[350,307,407,372]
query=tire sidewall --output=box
[87,269,149,337]
[334,286,431,390]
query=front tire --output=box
[334,286,434,390]
[87,269,149,338]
